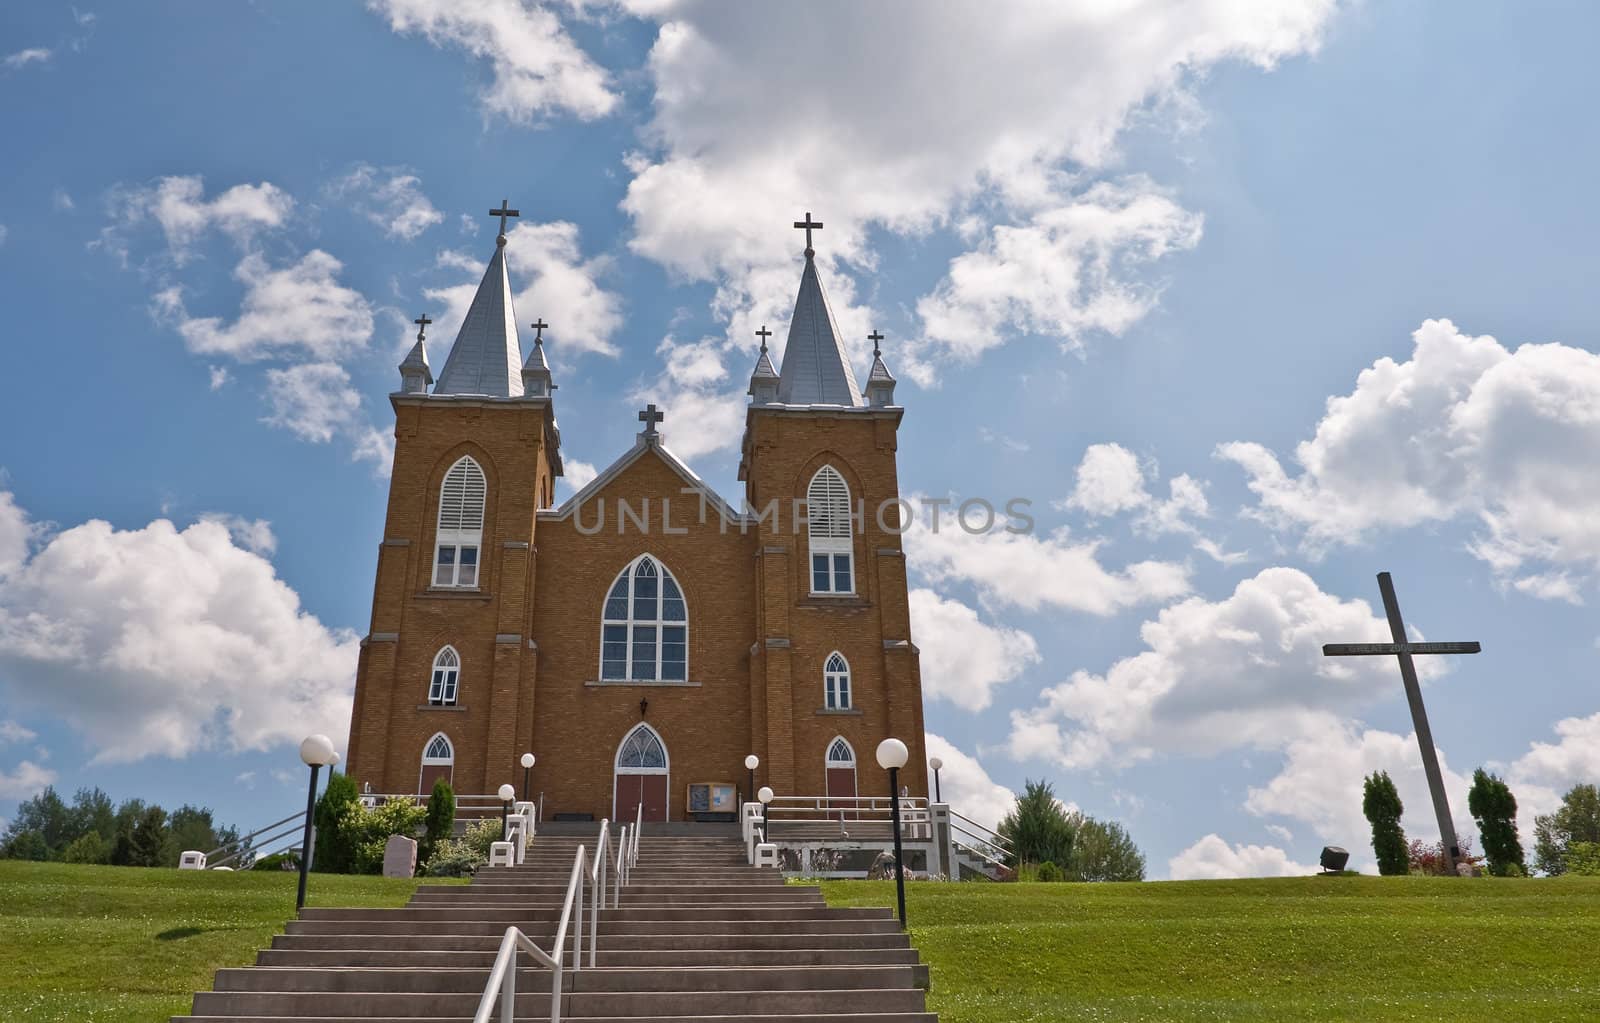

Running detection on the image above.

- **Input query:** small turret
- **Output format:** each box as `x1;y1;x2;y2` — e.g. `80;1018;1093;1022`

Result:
398;313;434;394
522;318;554;398
747;325;780;405
864;329;896;407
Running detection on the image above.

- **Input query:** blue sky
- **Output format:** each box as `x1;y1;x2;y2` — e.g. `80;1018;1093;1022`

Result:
3;1;1599;878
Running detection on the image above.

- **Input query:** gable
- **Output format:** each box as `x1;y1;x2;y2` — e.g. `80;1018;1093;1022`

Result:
543;437;746;526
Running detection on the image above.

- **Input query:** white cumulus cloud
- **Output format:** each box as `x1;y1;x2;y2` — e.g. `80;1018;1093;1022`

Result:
1169;834;1316;880
327;164;444;240
0;759;56;800
925;733;1015;833
908;588;1039;712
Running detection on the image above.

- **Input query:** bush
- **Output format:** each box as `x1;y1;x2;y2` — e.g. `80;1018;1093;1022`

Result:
336;799;428;875
1069;817;1146;882
1036;860;1064;882
1468;769;1526;877
422;779;455;864
251;850;300;871
314;773;360;873
423;838;482;877
1363;771;1408;876
1408;835;1483;876
1567;842;1600;876
462;818;504;861
60;831;109;865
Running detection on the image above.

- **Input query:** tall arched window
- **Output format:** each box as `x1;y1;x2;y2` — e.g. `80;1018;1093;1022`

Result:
600;555;688;682
434;456;486;588
428;646;460;706
807;465;854;594
824;652;851;709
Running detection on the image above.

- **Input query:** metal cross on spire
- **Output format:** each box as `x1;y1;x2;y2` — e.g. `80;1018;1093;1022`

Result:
1323;571;1482;874
638;403;664;437
530;318;548;344
867;329;884;357
489;199;520;242
413;313;432;342
793;212;823;257
756;325;772;352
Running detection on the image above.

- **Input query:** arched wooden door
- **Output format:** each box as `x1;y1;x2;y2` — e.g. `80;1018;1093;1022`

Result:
614;724;669;822
419;733;454;795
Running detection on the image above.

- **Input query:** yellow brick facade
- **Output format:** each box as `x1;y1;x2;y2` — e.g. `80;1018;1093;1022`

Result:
344;391;928;819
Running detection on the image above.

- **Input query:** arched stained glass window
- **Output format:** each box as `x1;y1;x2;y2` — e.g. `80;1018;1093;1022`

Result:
424;733;453;762
600;555;688;681
616;724;667;770
824;652;851;709
807;465;854;594
827;737;855;766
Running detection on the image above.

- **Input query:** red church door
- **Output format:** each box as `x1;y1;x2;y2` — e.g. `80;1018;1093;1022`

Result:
825;737;857;818
615;724;670;822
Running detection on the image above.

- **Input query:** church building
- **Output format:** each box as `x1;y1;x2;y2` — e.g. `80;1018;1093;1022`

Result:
344;207;929;822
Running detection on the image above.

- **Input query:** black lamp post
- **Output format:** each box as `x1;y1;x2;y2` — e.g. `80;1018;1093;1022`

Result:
876;738;910;929
498;783;516;842
929;756;943;803
758;786;774;843
744;754;759;806
520;752;535;802
296;734;337;912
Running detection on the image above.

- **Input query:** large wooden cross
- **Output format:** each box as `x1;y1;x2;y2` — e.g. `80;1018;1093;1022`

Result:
1323;572;1481;873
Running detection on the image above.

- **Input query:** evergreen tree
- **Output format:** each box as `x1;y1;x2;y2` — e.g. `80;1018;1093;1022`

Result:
1363;770;1408;875
422;778;456;864
127;805;169;867
1068;816;1146;881
996;780;1076;868
314;772;360;873
1467;769;1525;876
1533;783;1600;876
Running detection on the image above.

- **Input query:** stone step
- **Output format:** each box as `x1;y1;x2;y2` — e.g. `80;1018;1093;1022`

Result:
415;885;816;900
284;917;902;937
213;964;927;994
183;1015;934;1023
304;906;888;923
258;948;922;969
271;931;912;953
192;987;925;1017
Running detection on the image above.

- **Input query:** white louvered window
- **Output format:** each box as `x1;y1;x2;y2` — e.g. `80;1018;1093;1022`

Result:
600;555;688;682
434;457;486;588
807;465;854;594
428;646;460;706
824;652;851;709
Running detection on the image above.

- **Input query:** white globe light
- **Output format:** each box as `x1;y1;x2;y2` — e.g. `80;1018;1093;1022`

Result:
876;737;909;771
744;754;759;770
498;783;516;802
299;734;336;767
757;786;774;804
330;752;341;766
521;753;536;769
929;756;943;771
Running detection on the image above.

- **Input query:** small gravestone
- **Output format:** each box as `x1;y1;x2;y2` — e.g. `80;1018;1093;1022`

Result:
382;834;417;878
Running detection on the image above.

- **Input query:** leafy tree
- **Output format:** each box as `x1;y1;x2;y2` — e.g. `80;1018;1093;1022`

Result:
1069;817;1146;882
422;779;455;864
3;830;49;861
167;805;224;867
1467;769;1525;876
314;772;360;873
1533;783;1600;876
1363;771;1408;876
1;786;73;857
68;788;116;848
61;831;110;865
1567;842;1600;876
996;780;1076;868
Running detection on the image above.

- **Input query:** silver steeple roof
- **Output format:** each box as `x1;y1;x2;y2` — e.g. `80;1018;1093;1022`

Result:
434;240;524;398
776;254;864;408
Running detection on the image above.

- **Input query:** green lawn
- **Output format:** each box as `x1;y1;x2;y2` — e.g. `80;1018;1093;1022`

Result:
821;874;1600;1022
0;860;461;1023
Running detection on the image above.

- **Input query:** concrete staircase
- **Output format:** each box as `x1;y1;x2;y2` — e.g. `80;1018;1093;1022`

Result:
178;827;935;1021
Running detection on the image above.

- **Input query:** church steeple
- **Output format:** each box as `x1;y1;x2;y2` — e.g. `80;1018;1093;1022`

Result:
864;329;897;407
776;213;864;408
434;201;524;398
747;325;779;404
398;313;434;394
522;318;554;397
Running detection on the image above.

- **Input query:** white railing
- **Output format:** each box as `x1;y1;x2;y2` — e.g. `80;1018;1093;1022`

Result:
586;819;612;966
203;810;308;869
949;807;1012;871
474;843;587;1023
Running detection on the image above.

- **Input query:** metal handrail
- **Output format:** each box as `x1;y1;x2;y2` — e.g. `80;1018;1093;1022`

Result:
586;820;611;967
473;844;586;1023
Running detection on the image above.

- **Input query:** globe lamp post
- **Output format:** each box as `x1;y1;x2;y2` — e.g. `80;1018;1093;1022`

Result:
296;734;337;912
498;783;516;842
757;786;774;843
929;756;943;803
744;754;759;805
876;738;910;928
520;753;535;802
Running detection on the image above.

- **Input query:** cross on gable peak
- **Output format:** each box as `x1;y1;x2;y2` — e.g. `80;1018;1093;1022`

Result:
638;403;665;437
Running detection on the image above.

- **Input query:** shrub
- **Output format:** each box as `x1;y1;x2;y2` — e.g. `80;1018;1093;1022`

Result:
60;831;109;865
336;799;428;875
313;773;360;873
424;838;483;877
421;779;455;864
1567;842;1600;876
462;818;504;861
1363;771;1408;876
251;850;299;871
1408;835;1483;876
1036;860;1064;882
1069;817;1146;882
1467;769;1526;877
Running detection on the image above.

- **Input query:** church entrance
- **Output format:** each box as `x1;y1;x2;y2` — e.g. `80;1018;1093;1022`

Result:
825;737;857;816
419;733;454;795
614;723;669;822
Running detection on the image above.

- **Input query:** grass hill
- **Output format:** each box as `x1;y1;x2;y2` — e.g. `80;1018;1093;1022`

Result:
3;861;1599;1021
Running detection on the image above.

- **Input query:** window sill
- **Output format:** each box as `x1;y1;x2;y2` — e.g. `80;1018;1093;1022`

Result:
417;588;492;600
417;703;468;712
799;595;870;609
585;679;701;688
816;707;863;716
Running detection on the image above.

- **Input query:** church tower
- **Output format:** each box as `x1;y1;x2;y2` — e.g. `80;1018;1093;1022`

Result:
739;214;928;801
345;202;562;795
